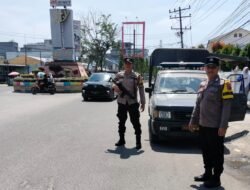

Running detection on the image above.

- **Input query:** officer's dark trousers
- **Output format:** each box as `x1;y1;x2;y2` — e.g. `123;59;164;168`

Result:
200;126;225;177
117;103;142;136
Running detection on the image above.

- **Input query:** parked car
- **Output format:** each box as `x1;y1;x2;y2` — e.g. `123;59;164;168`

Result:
146;70;207;142
82;72;116;101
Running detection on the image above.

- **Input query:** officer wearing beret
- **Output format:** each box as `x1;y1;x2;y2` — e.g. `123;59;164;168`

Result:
113;58;146;150
189;56;233;188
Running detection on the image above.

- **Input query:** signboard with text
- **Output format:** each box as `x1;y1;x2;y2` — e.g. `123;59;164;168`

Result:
50;0;71;7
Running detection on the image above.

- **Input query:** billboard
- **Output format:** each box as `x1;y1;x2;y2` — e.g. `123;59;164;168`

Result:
73;20;81;59
50;9;75;61
50;0;71;7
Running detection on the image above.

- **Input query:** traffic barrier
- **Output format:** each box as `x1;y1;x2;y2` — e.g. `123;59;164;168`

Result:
13;78;85;93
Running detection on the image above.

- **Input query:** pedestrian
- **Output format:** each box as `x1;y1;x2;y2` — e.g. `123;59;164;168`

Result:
113;58;146;150
189;56;233;188
242;66;250;96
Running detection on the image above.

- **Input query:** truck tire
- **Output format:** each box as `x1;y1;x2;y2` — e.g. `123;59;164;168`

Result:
148;119;159;144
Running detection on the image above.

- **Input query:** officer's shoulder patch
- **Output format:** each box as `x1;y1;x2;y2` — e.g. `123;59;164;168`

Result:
130;72;139;79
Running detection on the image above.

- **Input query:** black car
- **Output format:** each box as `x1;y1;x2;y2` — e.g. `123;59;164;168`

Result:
82;72;116;101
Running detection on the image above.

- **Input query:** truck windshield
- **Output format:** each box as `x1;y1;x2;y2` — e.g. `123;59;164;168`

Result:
154;74;206;94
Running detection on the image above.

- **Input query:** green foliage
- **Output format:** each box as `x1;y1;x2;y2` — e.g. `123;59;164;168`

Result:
231;45;241;56
210;43;250;71
240;44;250;58
14;77;36;82
133;58;149;75
81;12;117;71
219;44;234;55
20;74;35;78
14;77;88;82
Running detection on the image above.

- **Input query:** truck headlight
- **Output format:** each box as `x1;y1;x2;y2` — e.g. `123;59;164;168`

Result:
159;111;171;119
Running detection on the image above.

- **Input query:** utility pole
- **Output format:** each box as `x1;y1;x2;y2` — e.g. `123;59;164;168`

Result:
24;46;29;73
159;40;163;48
169;6;191;48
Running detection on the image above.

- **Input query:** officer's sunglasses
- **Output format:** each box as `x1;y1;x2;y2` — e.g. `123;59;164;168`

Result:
206;65;217;69
125;61;132;65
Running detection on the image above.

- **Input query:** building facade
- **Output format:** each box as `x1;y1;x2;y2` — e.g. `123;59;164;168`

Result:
207;28;250;52
20;40;53;52
0;42;18;58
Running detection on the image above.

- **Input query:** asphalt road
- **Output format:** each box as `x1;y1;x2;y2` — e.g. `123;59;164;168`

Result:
0;85;249;190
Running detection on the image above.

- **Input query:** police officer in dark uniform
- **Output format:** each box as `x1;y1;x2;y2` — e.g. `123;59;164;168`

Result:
189;57;233;188
113;58;146;150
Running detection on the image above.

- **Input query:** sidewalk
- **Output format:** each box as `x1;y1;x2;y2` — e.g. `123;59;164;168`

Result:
224;111;250;184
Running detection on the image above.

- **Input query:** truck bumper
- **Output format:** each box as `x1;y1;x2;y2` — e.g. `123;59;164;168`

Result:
151;119;199;139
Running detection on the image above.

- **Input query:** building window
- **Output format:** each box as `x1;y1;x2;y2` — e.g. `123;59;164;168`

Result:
234;33;237;38
239;33;242;37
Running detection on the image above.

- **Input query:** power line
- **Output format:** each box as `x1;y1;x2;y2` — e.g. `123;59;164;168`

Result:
192;0;227;25
203;0;249;42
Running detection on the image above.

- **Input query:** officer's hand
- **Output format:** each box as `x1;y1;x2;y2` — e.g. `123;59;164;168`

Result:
188;124;195;132
113;85;121;94
218;128;227;137
140;104;145;112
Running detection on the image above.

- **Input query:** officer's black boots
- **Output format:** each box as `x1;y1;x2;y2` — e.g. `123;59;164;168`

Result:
204;176;221;188
194;170;212;182
136;135;142;150
115;134;126;146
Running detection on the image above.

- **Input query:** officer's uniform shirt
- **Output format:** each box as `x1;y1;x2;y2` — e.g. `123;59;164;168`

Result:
190;75;233;129
114;71;146;105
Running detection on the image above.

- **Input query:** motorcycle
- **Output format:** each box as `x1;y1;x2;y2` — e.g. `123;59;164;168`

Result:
31;78;56;95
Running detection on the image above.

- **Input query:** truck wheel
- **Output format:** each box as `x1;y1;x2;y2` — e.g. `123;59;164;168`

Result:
148;119;159;144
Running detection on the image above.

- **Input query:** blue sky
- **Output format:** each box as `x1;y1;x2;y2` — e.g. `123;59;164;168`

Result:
0;0;246;51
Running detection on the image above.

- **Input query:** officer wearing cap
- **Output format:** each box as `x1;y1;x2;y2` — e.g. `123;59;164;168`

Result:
189;56;233;188
113;58;146;150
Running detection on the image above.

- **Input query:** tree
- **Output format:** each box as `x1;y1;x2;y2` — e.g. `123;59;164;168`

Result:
211;41;224;53
133;58;149;76
240;44;250;58
220;44;234;55
231;45;241;56
197;44;205;49
81;12;117;71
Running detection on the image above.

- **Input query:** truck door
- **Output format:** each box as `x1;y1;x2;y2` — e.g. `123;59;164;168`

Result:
227;74;248;122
